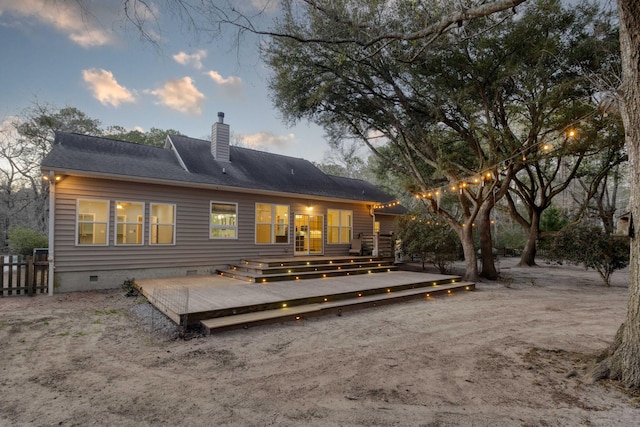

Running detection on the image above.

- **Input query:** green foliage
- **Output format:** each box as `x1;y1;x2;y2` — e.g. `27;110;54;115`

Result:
7;227;48;256
396;212;461;273
264;0;619;278
544;223;629;286
540;205;569;232
122;278;139;297
105;126;183;147
495;222;527;251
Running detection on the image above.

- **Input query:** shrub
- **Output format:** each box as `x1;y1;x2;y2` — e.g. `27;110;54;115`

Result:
7;227;48;257
396;213;461;273
544;223;629;287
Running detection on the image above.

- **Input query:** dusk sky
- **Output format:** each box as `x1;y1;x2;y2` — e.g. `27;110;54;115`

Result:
0;0;329;162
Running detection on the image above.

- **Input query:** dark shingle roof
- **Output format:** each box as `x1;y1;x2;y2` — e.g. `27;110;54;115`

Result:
42;132;397;204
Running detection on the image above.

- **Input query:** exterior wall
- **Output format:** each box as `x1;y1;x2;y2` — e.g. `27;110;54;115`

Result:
52;176;375;291
376;213;399;235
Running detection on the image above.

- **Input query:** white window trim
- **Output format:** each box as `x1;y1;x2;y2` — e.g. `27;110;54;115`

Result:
328;208;353;244
114;201;145;246
255;203;290;245
149;203;177;245
76;199;110;246
210;201;238;240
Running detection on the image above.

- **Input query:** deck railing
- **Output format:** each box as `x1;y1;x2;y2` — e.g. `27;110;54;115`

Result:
1;255;49;297
360;233;396;258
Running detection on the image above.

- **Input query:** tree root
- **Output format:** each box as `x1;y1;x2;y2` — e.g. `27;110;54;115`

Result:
589;323;625;383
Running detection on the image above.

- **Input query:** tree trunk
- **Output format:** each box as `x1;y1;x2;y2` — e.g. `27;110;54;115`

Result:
592;0;640;388
478;203;498;280
518;209;540;267
459;225;479;282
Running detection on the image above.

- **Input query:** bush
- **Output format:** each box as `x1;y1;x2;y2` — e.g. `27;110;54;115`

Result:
396;213;461;273
7;227;48;257
543;223;629;287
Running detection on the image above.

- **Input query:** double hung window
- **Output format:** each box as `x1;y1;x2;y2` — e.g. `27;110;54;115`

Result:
150;203;176;245
115;201;144;245
211;202;238;239
77;199;109;245
327;209;353;244
255;203;289;244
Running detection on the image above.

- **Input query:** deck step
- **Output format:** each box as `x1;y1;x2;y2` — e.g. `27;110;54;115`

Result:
239;256;382;268
218;265;399;283
228;259;394;275
220;256;398;283
200;282;475;334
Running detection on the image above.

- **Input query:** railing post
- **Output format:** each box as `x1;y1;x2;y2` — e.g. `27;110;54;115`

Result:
373;232;379;257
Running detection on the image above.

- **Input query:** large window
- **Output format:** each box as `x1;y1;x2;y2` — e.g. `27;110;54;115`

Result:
328;209;353;244
150;203;176;245
77;199;109;245
255;203;289;244
115;201;144;245
211;202;237;239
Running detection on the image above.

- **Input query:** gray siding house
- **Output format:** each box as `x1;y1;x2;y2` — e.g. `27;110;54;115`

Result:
41;114;401;292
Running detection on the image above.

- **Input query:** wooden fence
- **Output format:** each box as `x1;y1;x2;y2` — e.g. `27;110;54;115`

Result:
1;255;49;297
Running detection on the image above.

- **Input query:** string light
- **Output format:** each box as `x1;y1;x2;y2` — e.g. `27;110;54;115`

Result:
374;126;582;209
373;200;402;209
410;126;582;199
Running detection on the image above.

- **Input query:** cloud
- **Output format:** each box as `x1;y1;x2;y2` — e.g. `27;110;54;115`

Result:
206;70;243;96
0;0;116;47
173;50;207;69
237;132;296;151
149;77;204;115
248;0;280;13
82;68;136;107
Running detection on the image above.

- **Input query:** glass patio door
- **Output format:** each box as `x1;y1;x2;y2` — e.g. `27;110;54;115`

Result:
294;214;324;255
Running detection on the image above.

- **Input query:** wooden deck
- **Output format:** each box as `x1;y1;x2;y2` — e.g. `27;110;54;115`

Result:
136;268;475;332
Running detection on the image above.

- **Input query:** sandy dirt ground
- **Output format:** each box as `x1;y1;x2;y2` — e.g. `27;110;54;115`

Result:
1;257;639;426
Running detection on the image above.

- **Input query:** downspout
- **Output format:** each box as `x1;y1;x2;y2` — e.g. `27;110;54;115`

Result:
369;205;379;257
48;171;55;296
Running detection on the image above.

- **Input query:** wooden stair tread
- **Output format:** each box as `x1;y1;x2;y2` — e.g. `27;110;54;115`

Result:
220;265;397;278
201;282;475;332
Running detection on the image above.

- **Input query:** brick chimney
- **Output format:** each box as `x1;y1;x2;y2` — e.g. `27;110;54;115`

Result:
211;112;230;162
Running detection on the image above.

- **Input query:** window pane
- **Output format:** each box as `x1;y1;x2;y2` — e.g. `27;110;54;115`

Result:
328;227;339;244
256;203;272;223
152;225;174;244
118;202;143;219
341;228;352;244
341;211;352;227
211;203;236;225
78;200;109;221
116;223;143;244
327;210;338;227
256;224;271;243
93;224;108;244
274;205;288;242
152;204;175;223
211;228;236;239
274;205;289;224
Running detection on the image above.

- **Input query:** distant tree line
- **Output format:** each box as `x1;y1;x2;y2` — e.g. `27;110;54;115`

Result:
0;103;182;251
